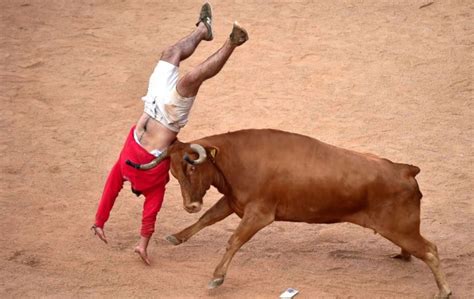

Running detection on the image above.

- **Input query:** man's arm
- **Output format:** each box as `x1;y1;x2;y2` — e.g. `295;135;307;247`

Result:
140;185;166;238
132;186;166;265
93;161;124;243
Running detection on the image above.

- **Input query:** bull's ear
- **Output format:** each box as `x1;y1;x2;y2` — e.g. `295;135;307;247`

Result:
167;140;183;154
208;146;218;159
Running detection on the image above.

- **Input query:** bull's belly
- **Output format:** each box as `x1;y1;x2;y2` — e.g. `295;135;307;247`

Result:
274;210;343;224
274;195;366;224
274;212;343;224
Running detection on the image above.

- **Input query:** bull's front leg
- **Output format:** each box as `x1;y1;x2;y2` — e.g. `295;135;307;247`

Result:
208;202;275;289
166;196;234;245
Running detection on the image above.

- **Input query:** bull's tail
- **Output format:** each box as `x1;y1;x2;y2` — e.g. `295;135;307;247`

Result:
398;163;421;178
397;163;423;201
407;164;421;177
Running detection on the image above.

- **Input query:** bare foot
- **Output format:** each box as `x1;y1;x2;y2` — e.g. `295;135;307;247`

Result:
134;246;151;266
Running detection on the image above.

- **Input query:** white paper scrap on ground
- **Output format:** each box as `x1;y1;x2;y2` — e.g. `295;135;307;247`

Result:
280;288;299;299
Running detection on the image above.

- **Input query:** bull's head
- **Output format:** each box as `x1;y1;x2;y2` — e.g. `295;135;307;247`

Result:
127;142;218;214
169;142;218;214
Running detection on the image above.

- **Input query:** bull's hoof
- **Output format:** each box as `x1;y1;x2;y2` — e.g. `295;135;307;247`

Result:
391;253;411;261
435;289;452;299
165;235;182;245
207;277;225;289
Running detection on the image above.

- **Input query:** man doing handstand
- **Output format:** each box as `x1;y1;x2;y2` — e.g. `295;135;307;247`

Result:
92;2;248;265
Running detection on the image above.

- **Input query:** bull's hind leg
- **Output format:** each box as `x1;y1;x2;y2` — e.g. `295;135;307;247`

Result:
377;227;452;298
166;196;233;245
208;202;275;289
394;233;450;298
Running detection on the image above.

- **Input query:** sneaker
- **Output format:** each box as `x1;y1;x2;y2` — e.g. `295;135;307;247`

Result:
229;21;248;46
196;2;213;41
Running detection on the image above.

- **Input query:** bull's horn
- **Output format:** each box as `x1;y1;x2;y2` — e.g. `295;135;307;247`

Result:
125;149;168;170
184;144;207;165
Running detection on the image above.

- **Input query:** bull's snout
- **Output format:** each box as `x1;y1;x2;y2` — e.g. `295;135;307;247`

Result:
184;202;202;213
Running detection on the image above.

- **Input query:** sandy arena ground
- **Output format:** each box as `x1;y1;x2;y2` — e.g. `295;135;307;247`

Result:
1;0;473;298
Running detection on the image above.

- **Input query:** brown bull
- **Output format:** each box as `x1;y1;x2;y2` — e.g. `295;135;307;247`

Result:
133;129;451;298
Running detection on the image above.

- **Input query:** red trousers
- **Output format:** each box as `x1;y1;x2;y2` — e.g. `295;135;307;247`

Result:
95;126;170;237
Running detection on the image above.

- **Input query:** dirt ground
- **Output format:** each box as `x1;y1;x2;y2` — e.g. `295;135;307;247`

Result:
1;0;473;298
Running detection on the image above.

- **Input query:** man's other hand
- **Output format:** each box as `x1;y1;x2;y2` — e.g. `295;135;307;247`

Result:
91;225;108;244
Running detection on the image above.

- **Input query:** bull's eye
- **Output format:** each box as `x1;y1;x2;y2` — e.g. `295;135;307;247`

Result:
186;165;196;176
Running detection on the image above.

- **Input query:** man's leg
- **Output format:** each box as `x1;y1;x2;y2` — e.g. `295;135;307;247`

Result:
160;3;213;66
177;22;248;98
160;23;208;67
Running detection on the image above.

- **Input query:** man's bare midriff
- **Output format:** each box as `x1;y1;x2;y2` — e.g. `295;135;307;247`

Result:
135;112;178;153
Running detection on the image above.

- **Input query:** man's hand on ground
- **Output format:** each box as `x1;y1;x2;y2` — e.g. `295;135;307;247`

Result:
134;246;151;265
91;225;108;244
